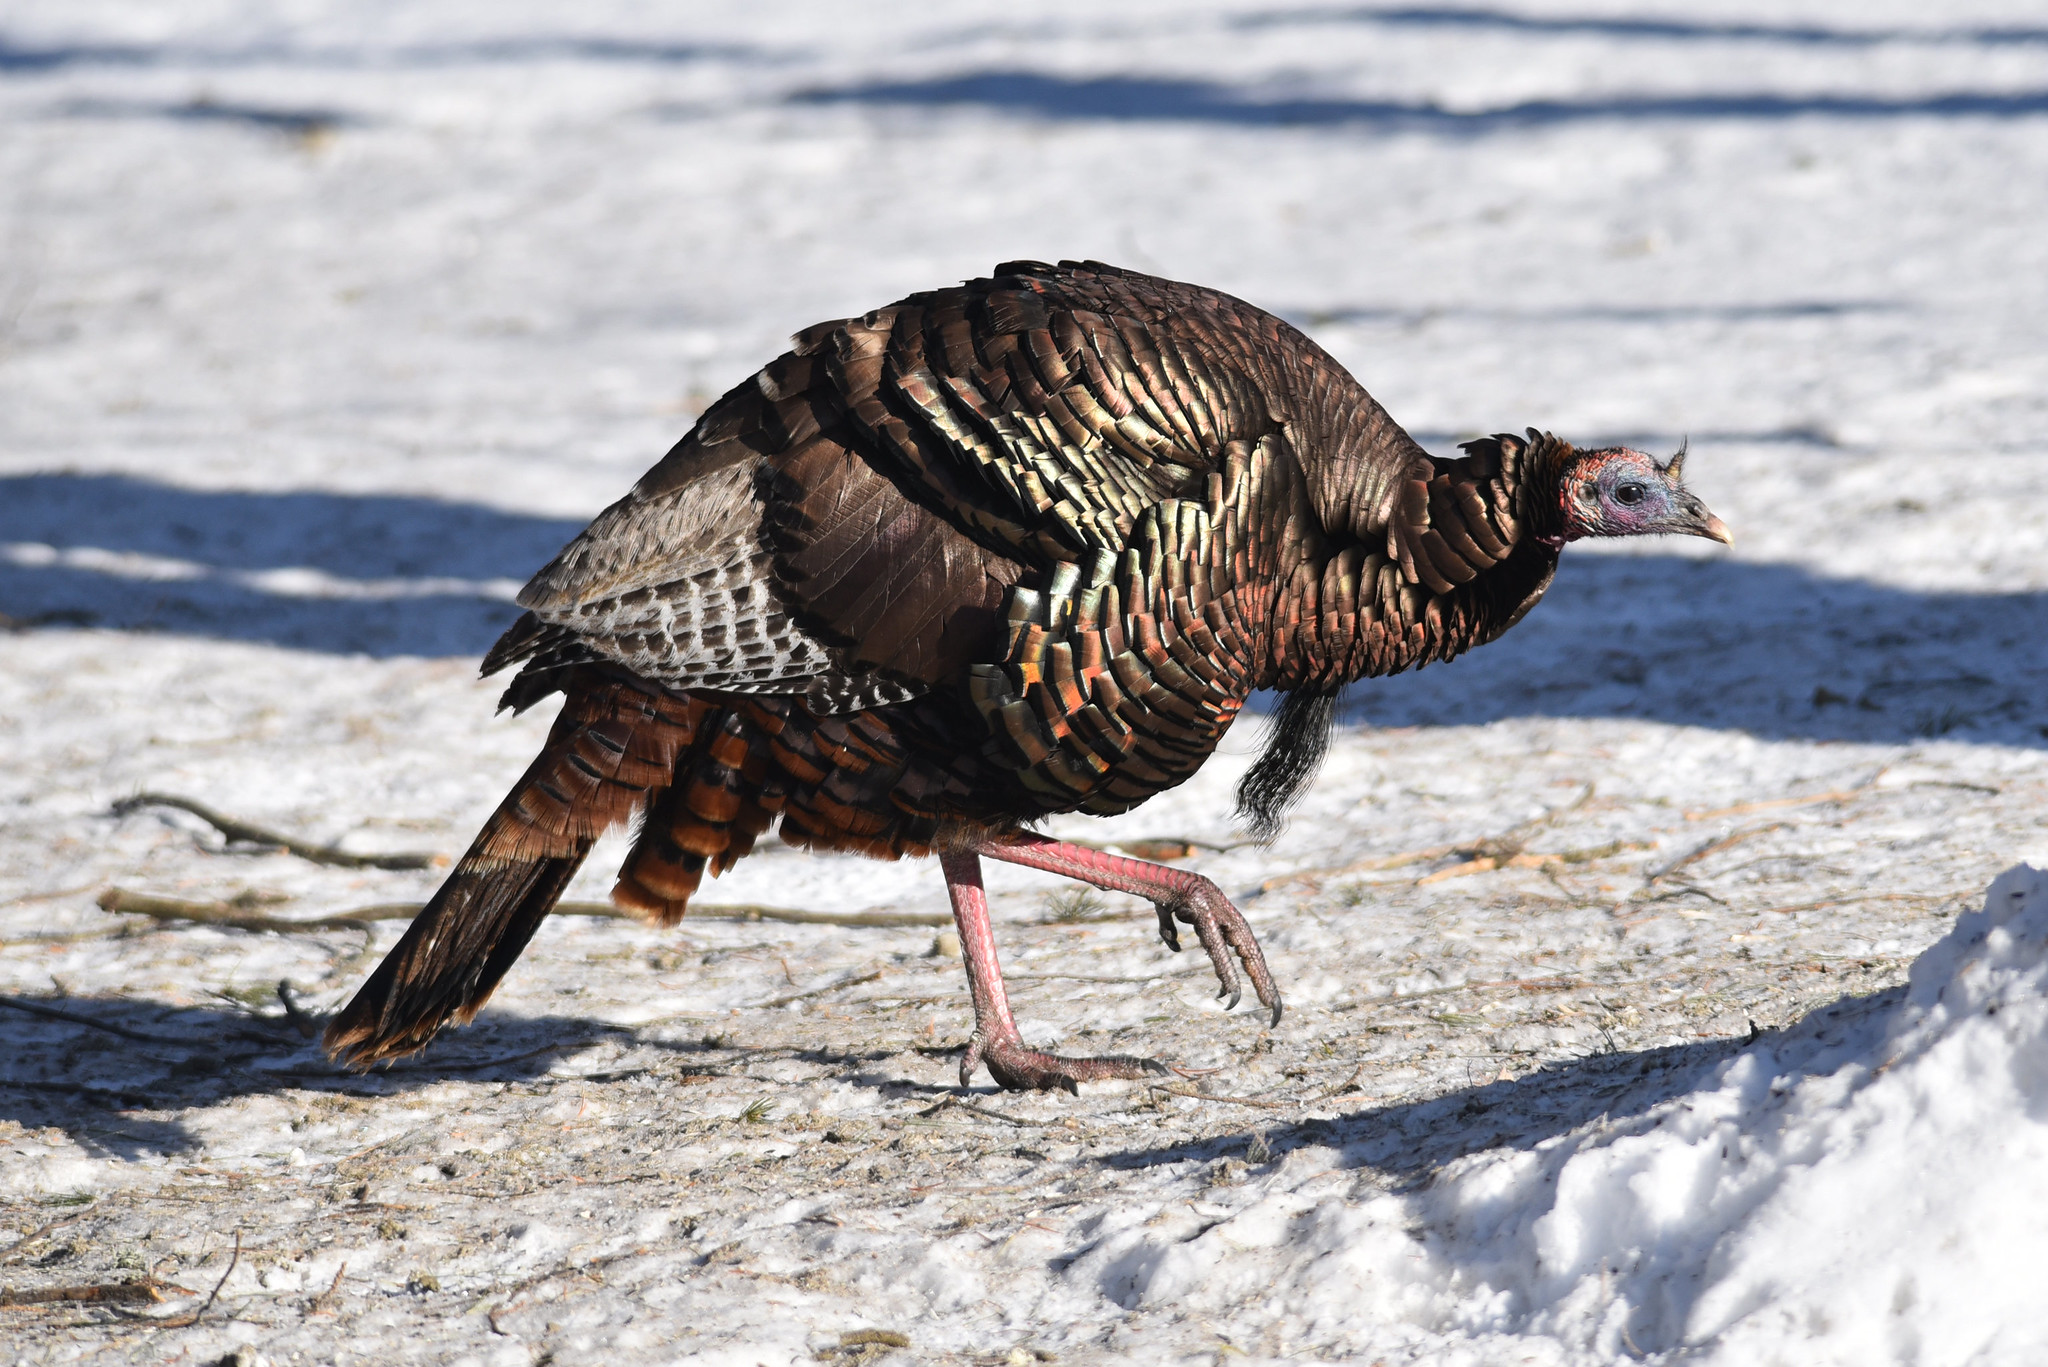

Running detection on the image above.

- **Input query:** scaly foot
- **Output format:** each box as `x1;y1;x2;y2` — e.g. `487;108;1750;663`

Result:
964;1032;1169;1094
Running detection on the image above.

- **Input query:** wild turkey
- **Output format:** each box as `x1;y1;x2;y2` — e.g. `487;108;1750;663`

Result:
325;260;1730;1091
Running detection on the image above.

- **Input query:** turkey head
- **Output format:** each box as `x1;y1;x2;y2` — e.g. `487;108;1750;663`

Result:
1554;442;1733;547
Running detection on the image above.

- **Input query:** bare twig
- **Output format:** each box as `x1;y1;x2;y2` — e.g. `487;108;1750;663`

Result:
1310;1064;1368;1101
1148;1083;1287;1111
484;1246;653;1331
1683;768;1888;822
1683;788;1864;823
1262;841;1462;889
0;1209;96;1266
1758;891;1968;916
1;882;101;909
836;992;957;1007
1262;785;1597;892
1634;824;1789;896
918;1095;1036;1126
0;993;162;1044
151;1231;240;1328
670;904;949;929
276;981;319;1038
752;970;886;1010
1330;971;1618;1011
1020;906;1152;925
1006;967;1205;985
1413;838;1654;886
307;1261;347;1316
113;793;441;870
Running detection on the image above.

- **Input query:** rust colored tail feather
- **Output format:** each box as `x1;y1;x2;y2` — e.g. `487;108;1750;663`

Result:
611;706;790;923
324;672;704;1067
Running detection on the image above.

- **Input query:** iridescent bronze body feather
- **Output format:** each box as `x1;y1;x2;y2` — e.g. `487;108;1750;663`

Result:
328;261;1729;1088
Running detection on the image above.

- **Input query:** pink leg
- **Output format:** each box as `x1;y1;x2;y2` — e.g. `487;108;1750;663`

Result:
980;834;1283;1024
941;848;1165;1092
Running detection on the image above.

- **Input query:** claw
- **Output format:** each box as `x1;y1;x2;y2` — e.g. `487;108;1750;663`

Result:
973;1036;1166;1092
1154;879;1282;1026
1155;904;1181;952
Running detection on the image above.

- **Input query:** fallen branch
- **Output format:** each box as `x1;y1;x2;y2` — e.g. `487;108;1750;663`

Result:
97;888;384;937
1021;908;1146;925
96;888;948;936
0;1280;167;1308
110;796;947;925
837;992;957;1008
113;793;442;871
1682;788;1864;823
1;882;102;909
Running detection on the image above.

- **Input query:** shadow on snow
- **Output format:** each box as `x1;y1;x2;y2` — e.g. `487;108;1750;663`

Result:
1235;7;2048;48
7;9;2046;77
793;70;2048;129
0;995;694;1161
0;472;583;658
4;472;2043;748
0;982;1868;1176
1097;1016;1807;1185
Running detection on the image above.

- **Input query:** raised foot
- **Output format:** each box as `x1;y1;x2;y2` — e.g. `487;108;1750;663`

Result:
1155;877;1285;1026
964;1033;1170;1094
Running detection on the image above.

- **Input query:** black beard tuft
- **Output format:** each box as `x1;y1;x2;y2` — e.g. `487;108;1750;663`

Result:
1235;688;1339;843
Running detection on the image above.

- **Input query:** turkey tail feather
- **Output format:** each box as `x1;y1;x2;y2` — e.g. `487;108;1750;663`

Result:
324;671;705;1067
322;851;586;1066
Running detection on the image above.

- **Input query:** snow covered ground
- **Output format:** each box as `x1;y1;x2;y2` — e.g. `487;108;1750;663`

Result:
4;1;2048;1362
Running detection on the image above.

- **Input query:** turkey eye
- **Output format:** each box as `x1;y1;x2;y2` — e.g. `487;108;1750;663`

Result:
1613;482;1646;507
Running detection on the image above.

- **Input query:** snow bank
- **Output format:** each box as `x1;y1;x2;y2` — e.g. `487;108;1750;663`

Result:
1091;866;2048;1364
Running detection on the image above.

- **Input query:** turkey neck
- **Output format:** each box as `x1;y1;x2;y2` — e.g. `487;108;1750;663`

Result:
1260;417;1565;696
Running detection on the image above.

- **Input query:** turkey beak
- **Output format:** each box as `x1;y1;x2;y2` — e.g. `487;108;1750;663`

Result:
1672;491;1734;545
